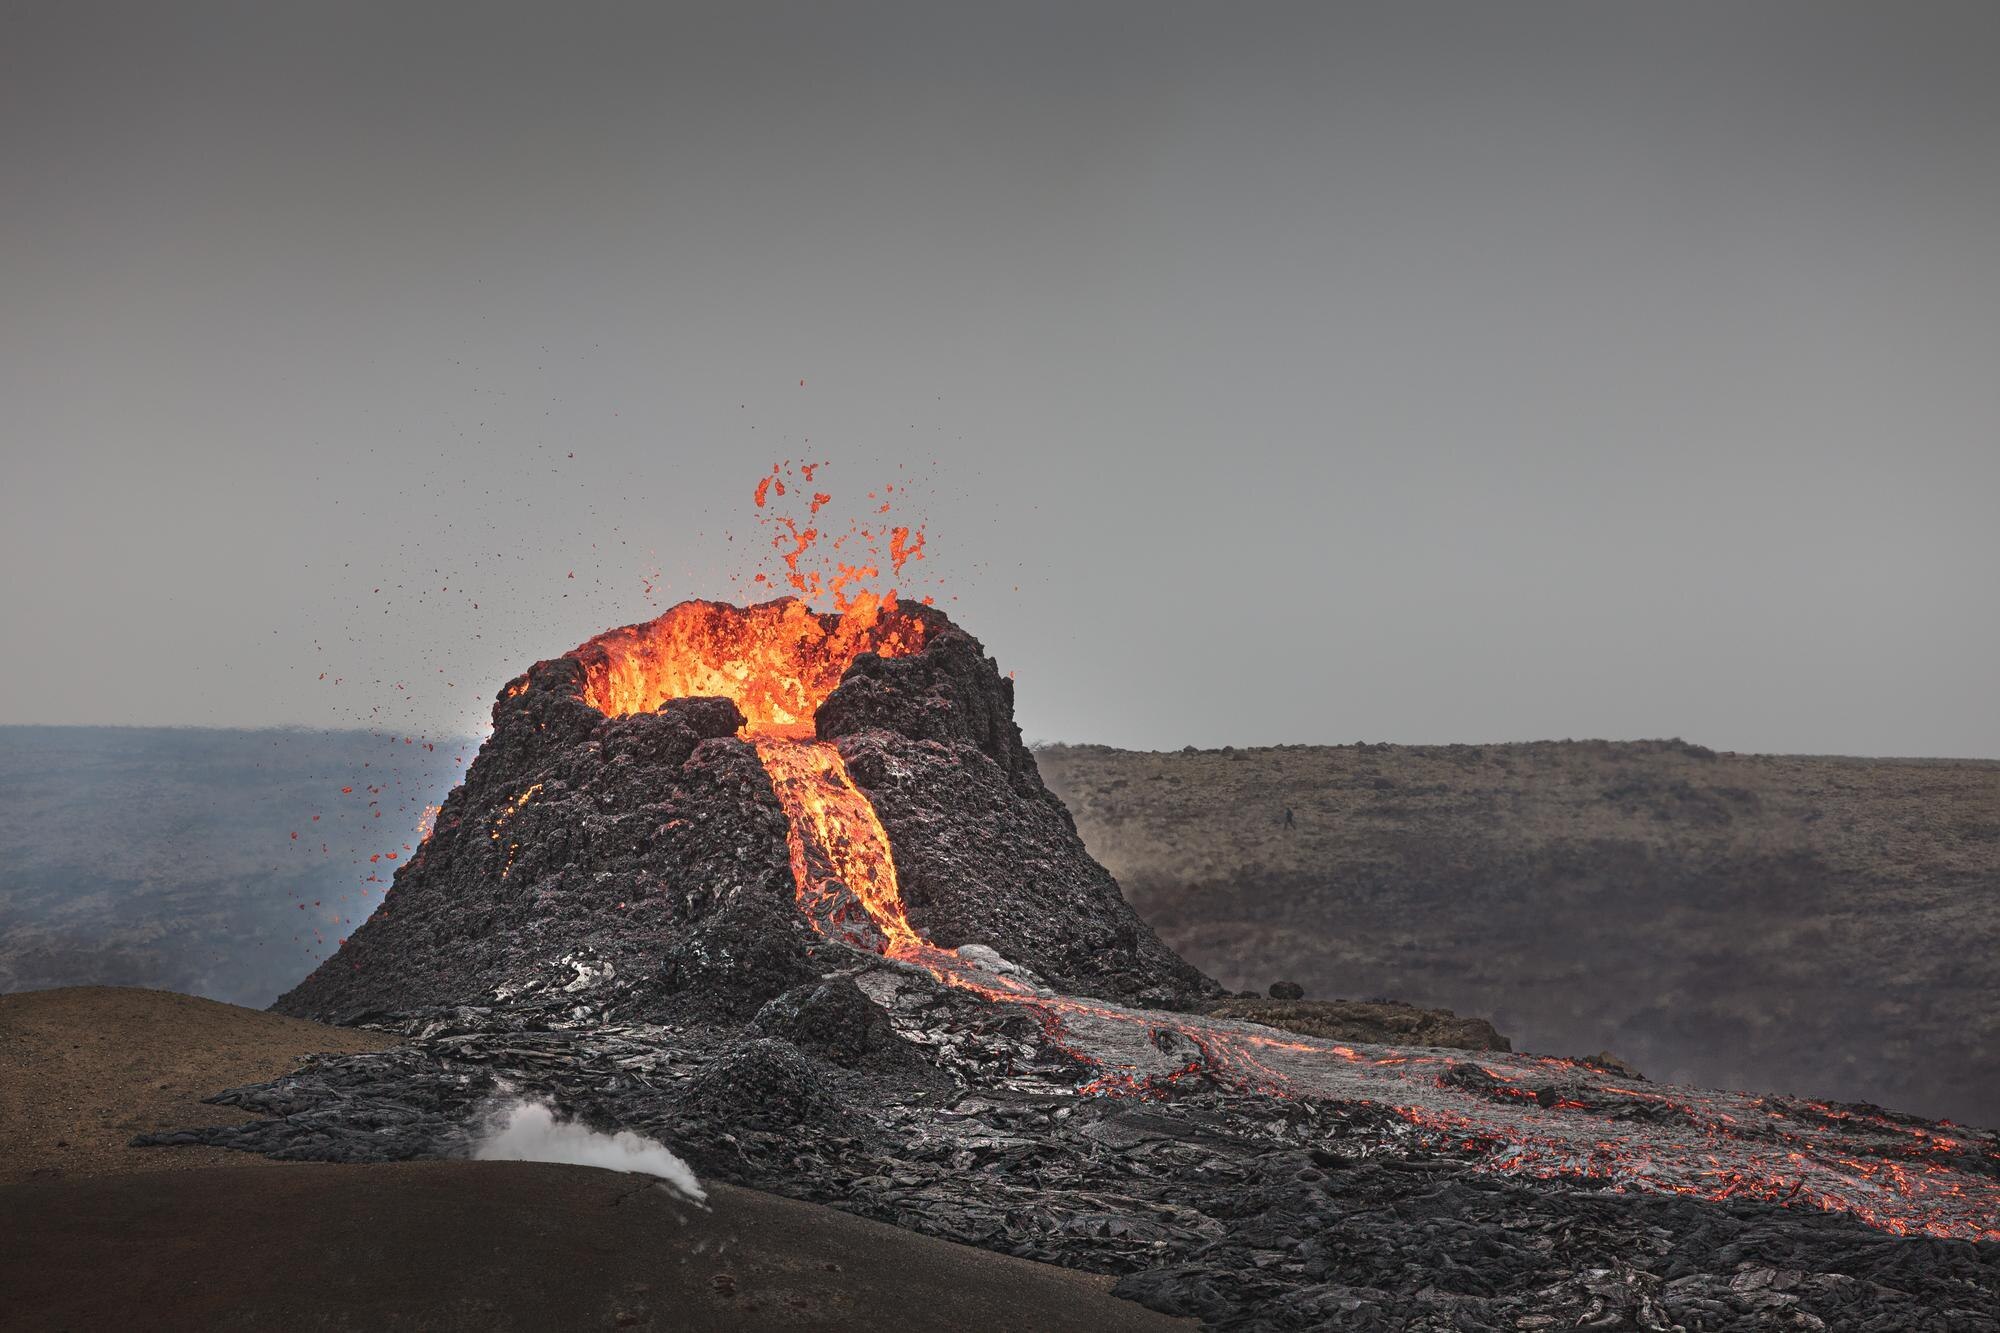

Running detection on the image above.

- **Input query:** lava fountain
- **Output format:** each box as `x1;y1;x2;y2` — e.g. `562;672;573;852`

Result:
570;593;927;732
568;592;930;957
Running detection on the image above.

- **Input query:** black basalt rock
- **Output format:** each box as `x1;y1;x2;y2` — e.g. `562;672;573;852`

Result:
679;1037;837;1131
660;891;821;1017
660;694;749;739
272;690;800;1022
752;977;899;1066
817;627;1038;789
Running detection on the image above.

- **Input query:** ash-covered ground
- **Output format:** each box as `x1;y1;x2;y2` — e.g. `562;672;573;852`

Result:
142;600;1999;1331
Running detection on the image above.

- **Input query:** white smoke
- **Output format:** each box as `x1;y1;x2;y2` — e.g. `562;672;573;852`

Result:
472;1097;706;1203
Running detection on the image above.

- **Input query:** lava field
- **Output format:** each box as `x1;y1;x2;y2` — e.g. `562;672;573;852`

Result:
146;596;1999;1330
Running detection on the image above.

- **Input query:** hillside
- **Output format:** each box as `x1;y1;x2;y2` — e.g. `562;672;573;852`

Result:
1037;739;2000;1126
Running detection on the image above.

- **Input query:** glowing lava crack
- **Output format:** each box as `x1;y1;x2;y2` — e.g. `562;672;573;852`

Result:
753;737;922;956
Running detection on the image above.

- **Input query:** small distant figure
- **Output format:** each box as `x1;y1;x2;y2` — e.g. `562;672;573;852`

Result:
1281;806;1295;830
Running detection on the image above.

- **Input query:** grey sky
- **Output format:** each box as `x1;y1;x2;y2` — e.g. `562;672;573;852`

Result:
4;2;1996;756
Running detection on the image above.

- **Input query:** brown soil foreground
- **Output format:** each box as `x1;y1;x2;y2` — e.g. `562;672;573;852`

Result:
0;987;1185;1332
0;986;392;1183
0;1162;1185;1332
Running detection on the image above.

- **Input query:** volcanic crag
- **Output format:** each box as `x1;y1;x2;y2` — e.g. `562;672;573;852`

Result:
156;596;1999;1331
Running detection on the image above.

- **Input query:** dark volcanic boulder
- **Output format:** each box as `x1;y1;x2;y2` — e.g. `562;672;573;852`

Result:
752;977;900;1066
661;891;821;1017
274;599;1214;1022
679;1037;837;1131
817;627;1038;788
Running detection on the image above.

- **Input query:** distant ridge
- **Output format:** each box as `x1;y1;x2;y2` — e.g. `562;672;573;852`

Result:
1039;738;2000;1126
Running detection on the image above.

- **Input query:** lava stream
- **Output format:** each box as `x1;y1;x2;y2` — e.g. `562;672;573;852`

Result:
879;952;2000;1245
755;737;921;957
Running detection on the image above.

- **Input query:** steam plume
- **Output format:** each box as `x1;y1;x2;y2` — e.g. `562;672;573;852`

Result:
472;1097;706;1202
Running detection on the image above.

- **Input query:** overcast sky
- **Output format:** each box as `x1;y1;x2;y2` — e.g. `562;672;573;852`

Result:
5;2;1996;755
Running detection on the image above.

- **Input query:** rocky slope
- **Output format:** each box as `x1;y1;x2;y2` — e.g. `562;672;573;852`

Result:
273;601;1210;1021
1205;996;1509;1052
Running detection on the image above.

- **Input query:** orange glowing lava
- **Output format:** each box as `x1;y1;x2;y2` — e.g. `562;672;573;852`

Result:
571;593;927;735
745;461;935;611
756;737;920;956
570;593;930;957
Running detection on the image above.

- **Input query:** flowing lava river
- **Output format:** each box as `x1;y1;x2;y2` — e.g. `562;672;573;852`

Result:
572;596;2000;1247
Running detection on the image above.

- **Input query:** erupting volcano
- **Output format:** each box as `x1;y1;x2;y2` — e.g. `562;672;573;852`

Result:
245;473;1999;1328
567;592;932;955
272;588;2000;1255
275;584;1213;1026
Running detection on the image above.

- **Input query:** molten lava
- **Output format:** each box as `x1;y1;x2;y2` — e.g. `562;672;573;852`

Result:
755;738;921;957
571;593;927;735
571;593;929;958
